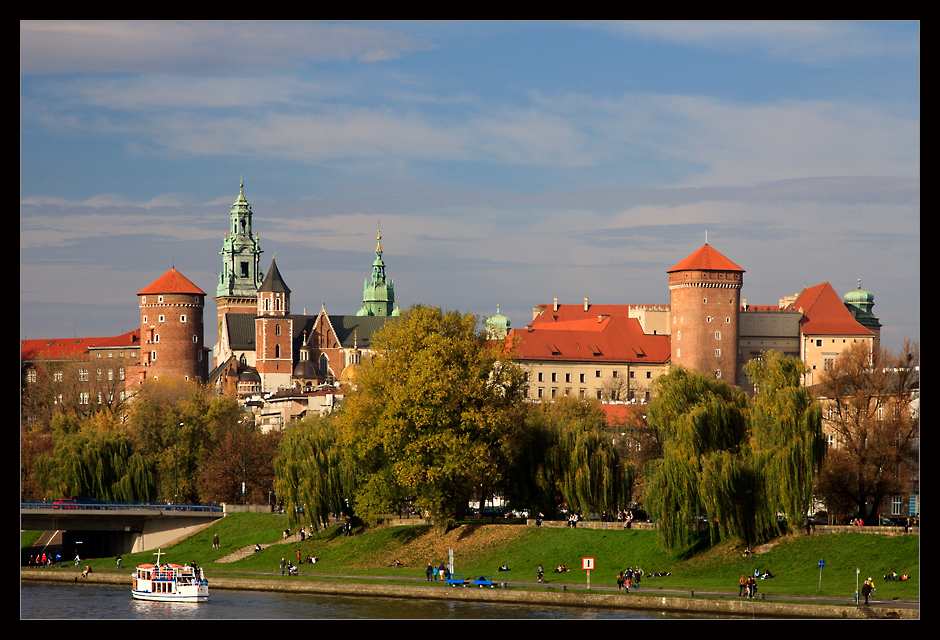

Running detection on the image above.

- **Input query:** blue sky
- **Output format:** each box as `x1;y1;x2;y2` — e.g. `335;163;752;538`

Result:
20;21;919;354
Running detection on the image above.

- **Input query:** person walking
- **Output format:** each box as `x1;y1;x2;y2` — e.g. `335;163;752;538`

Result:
280;558;286;576
426;563;434;582
537;564;544;583
739;574;747;597
862;577;874;605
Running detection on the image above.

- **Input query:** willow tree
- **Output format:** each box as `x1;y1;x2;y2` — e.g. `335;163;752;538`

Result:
340;305;526;533
34;430;157;501
507;395;627;518
645;366;752;551
745;350;825;534
273;414;355;530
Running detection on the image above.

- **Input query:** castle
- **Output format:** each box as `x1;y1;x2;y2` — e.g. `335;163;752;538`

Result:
22;182;881;422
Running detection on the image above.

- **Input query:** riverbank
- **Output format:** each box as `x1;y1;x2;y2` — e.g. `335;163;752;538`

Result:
20;568;914;619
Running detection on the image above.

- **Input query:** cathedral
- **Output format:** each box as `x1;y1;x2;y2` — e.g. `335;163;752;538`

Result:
209;182;400;398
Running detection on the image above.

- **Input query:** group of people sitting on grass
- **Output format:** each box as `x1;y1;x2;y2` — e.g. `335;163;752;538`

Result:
884;571;909;581
553;564;569;573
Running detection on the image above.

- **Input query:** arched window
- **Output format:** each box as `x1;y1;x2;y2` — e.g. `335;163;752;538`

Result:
320;354;330;379
275;344;280;358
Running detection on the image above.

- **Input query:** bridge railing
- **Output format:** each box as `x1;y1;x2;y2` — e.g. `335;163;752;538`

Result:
20;500;223;513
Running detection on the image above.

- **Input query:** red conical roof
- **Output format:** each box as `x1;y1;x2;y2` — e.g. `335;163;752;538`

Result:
138;268;206;296
668;244;745;273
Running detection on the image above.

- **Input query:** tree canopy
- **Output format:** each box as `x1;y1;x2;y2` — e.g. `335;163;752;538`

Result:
339;305;527;532
813;340;919;521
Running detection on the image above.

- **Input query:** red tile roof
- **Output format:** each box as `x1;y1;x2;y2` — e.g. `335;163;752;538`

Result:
21;329;141;362
668;244;745;274
510;313;671;364
599;403;647;427
138;268;206;296
786;282;874;337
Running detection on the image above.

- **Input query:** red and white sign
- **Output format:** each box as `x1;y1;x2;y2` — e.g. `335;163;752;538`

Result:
582;557;595;570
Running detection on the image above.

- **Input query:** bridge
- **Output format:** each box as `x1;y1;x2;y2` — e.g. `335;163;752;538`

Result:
21;501;224;559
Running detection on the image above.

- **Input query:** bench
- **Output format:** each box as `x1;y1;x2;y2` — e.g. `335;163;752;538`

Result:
445;574;467;587
473;575;494;588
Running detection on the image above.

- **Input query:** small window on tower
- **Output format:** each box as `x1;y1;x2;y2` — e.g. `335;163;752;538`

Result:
241;261;249;278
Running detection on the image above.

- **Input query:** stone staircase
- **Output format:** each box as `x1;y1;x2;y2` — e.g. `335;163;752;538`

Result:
216;531;305;564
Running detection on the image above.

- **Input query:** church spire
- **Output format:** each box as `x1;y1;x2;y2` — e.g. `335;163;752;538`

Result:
217;179;263;298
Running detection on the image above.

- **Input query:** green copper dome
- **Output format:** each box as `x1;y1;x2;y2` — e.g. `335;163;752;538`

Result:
485;305;511;339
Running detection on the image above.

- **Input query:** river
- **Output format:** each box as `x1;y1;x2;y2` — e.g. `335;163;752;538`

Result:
21;581;723;619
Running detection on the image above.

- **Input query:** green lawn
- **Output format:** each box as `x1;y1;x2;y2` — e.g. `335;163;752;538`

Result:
23;515;919;601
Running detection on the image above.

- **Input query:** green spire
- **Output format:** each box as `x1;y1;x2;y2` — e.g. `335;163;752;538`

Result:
357;226;397;317
217;179;263;298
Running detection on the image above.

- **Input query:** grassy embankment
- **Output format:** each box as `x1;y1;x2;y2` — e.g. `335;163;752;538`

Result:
23;513;918;601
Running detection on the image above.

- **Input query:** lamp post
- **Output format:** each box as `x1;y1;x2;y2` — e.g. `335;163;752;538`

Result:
240;419;246;505
176;422;182;503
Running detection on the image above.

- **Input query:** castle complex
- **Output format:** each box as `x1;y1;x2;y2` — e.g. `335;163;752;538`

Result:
22;181;881;421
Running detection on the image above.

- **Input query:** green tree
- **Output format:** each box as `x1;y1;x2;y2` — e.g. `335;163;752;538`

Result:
645;366;751;551
506;396;627;519
745;350;825;534
127;378;216;503
273;414;355;529
340;305;526;533
34;429;157;501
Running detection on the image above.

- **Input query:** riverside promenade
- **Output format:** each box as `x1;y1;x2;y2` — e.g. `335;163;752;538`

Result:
21;566;916;619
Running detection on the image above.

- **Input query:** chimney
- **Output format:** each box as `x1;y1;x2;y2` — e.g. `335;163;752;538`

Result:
584;297;589;312
553;297;558;312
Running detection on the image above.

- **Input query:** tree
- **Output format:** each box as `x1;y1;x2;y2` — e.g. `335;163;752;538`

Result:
273;414;355;529
198;405;280;505
745;350;825;534
644;366;752;550
33;429;158;501
339;305;527;533
813;340;919;522
127;378;217;502
505;395;626;519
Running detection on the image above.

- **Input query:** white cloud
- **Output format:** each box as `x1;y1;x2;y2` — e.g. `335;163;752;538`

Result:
20;21;436;75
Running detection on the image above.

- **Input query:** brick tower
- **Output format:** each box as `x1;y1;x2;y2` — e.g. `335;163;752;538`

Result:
668;244;745;386
255;258;293;392
136;267;208;385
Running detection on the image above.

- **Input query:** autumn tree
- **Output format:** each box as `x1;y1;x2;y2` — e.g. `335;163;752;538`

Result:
197;398;280;505
813;340;919;522
338;305;527;533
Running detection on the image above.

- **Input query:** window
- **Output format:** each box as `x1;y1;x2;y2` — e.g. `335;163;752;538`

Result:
27;370;37;383
108;368;113;381
891;496;902;516
707;316;713;323
158;315;165;323
193;335;198;343
565;373;571;383
715;332;721;340
595;370;601;378
646;371;652;379
154;334;159;343
79;369;89;381
630;370;635;378
538;372;543;382
816;339;823;347
596;390;602;400
677;331;681;341
612;370;619;378
240;261;249;278
703;298;707;304
80;392;89;405
119;367;125;381
551;373;557;383
158;296;164;303
275;324;281;336
180;315;187;323
579;373;585;383
275;344;281;358
151;350;157;361
715;349;721;357
538;388;544;398
726;317;731;323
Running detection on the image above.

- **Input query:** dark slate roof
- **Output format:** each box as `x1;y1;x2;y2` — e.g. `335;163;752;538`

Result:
226;314;258;351
257;259;291;293
225;313;397;355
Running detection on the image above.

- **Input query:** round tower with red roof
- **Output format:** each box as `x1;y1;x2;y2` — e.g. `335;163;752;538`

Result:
668;244;745;387
136;267;208;385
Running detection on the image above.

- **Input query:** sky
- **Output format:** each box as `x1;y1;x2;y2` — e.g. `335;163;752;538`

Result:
20;21;919;355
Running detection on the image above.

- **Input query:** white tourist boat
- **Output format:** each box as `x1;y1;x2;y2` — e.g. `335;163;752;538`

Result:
132;549;209;602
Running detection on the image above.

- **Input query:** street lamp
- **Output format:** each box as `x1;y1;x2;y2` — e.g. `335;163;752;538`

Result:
176;422;182;503
240;419;246;505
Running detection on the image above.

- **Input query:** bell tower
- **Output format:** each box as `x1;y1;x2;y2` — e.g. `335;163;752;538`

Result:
214;179;263;366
